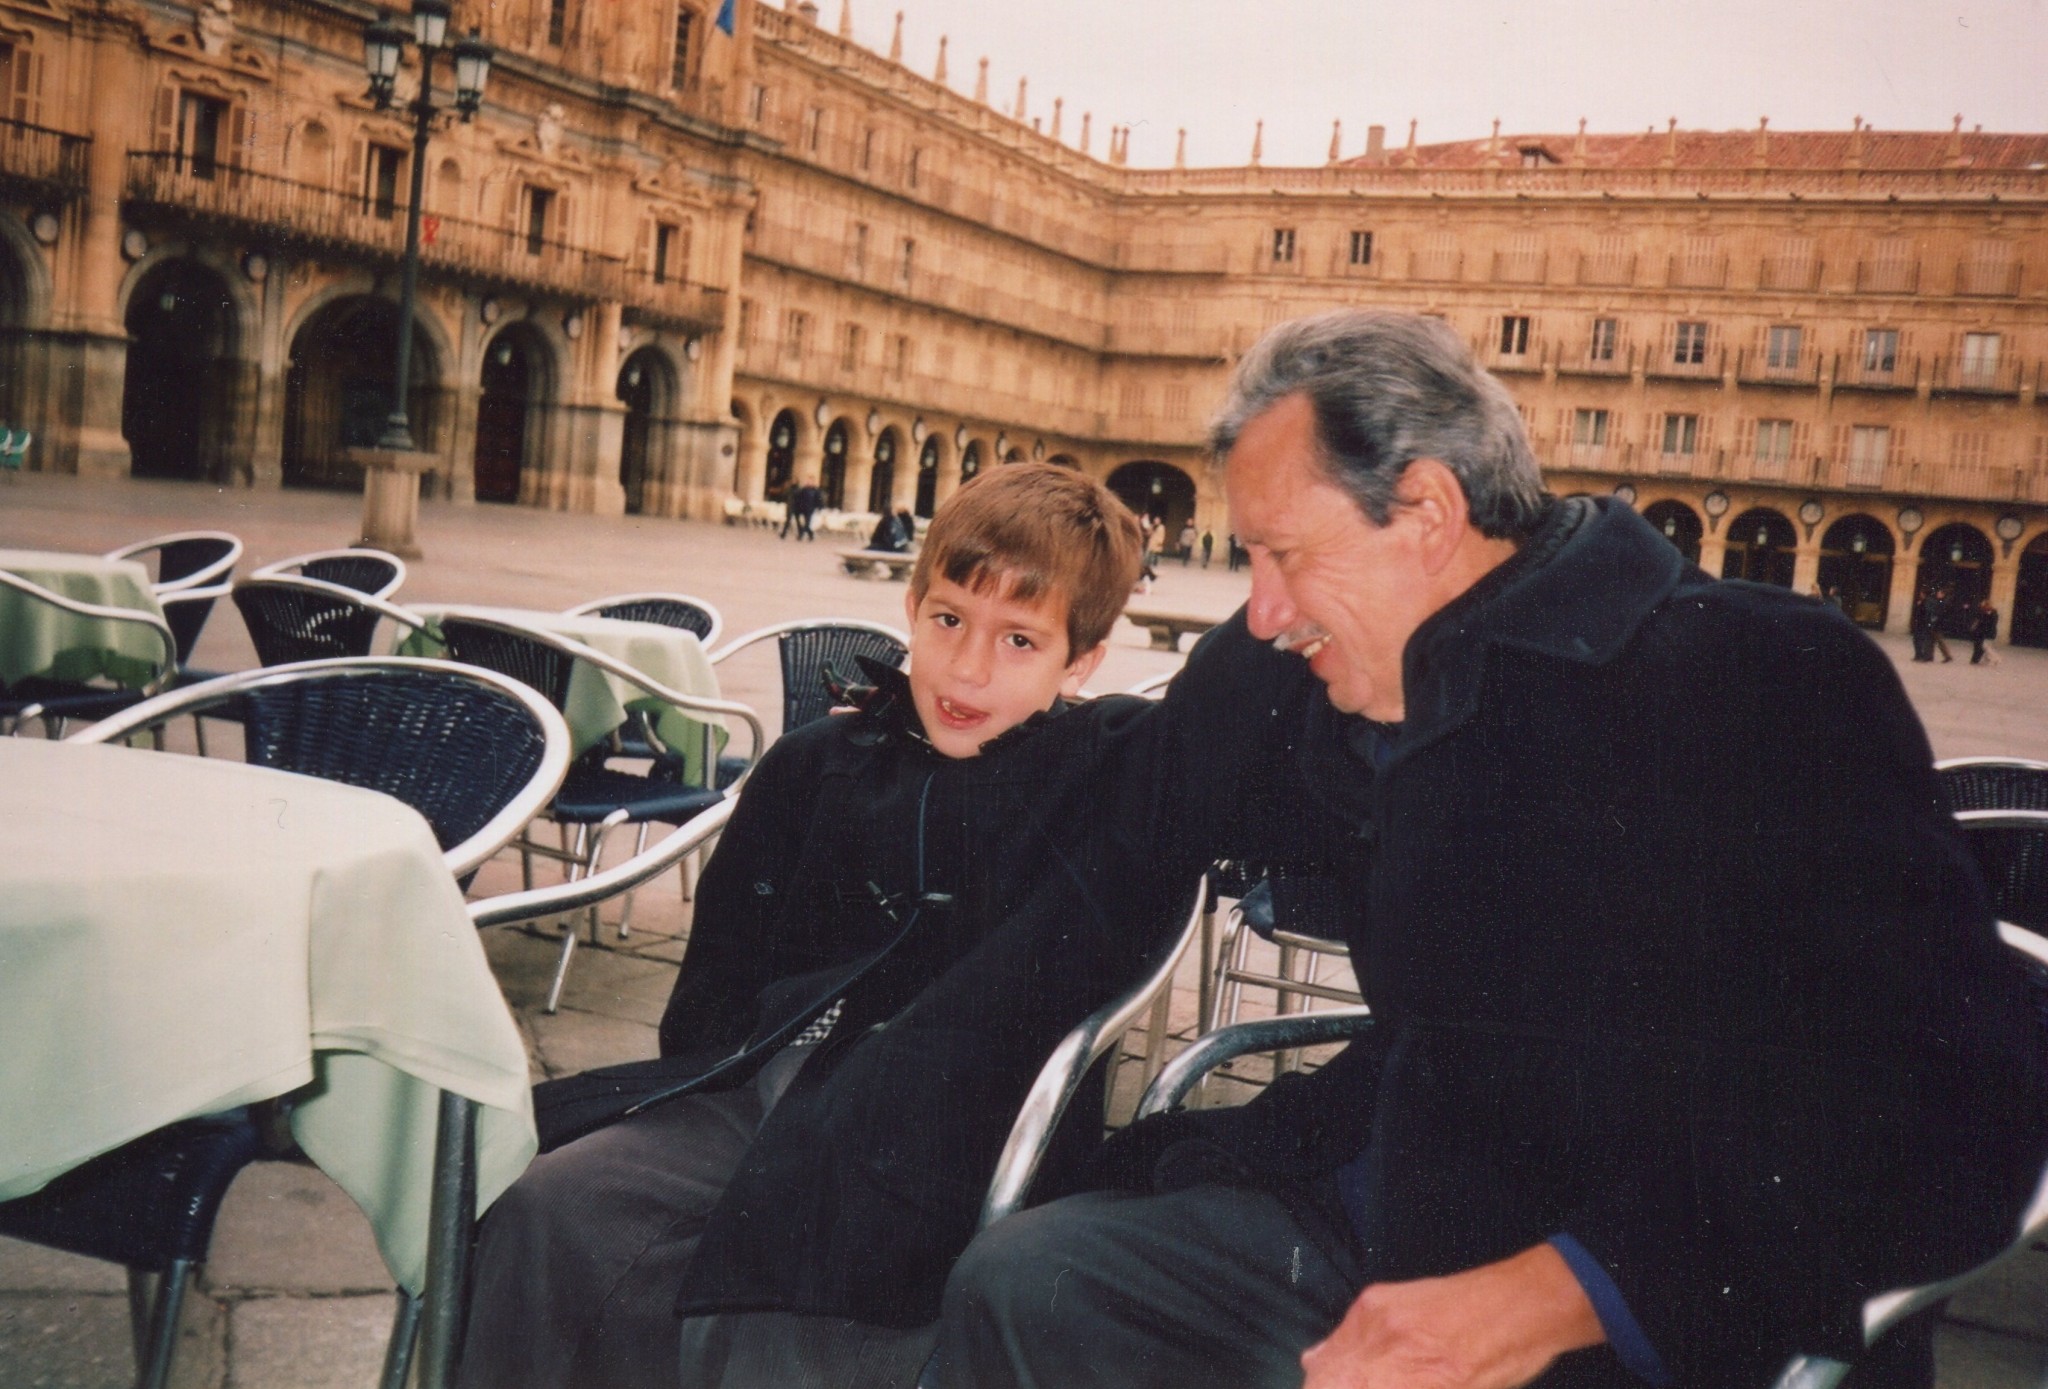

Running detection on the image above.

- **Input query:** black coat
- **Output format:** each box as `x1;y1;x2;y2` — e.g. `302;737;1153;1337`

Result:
536;664;1200;1327
1139;498;2047;1387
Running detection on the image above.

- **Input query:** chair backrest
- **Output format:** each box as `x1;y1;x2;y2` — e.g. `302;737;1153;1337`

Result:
1956;810;2048;933
254;548;407;599
71;657;571;878
1937;757;2048;813
159;583;232;665
437;616;578;712
570;592;724;649
232;576;425;667
105;531;243;592
710;619;909;737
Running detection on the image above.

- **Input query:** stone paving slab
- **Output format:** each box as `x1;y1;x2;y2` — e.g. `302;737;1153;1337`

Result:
3;472;2045;1387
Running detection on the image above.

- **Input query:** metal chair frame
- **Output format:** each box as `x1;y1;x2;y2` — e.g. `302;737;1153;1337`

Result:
1935;756;2048;813
252;547;408;599
7;659;570;1389
1;568;179;736
566;591;725;652
104;530;245;594
232;575;429;667
708;618;910;739
435;611;766;1011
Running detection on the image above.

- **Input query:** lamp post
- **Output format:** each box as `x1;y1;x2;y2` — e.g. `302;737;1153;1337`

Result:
362;0;490;452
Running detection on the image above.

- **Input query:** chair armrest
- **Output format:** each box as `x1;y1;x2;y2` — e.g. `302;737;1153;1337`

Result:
468;796;736;929
978;884;1206;1231
1133;1007;1375;1121
0;568;178;693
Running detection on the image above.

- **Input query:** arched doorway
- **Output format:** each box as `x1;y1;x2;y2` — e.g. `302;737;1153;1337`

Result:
123;259;237;480
1914;523;1993;635
616;347;672;516
1720;507;1796;588
282;295;439;490
1816;514;1894;629
819;419;848;509
1106;460;1198;541
960;441;983;485
475;323;549;504
1641;500;1702;565
764;410;798;501
868;429;899;514
2012;533;2048;649
0;235;31;437
915;436;941;517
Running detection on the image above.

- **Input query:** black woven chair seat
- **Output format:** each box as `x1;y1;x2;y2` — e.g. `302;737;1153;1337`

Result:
552;762;722;825
0;1112;262;1271
594;598;717;642
234;582;386;666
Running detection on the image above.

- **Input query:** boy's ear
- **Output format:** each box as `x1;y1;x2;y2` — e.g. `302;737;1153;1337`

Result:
903;587;919;631
1060;641;1108;698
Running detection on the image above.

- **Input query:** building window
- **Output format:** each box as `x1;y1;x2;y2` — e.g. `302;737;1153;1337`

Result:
365;144;405;220
1953;430;1991;474
177;91;227;180
1271;228;1296;264
889;333;911;378
907;147;921;188
1499;315;1531;356
783;309;809;359
548;0;568;45
900;237;916;286
525;187;554;255
1571;408;1610;448
860;129;875;172
1755;419;1794;474
1661;413;1700;454
1766;325;1802;370
840;322;863;372
652;222;679;283
736;298;754;350
1961;332;2001;386
1863;328;1900;374
748;83;768;123
669;5;693;88
849;222;868;276
1348;230;1373;266
1673;321;1708;365
802;107;824;154
1589;318;1618;362
1847;425;1890;487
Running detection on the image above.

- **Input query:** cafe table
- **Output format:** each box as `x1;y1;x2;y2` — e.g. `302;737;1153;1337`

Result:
396;603;727;782
0;737;538;1299
0;547;173;689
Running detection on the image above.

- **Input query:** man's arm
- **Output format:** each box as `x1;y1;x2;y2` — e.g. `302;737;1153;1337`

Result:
1301;1244;1603;1389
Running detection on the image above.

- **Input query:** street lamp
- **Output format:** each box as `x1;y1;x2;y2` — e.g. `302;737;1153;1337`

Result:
362;1;490;452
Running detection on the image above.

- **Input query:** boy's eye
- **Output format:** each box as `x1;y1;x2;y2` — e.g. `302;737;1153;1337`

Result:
933;612;961;628
1003;632;1036;651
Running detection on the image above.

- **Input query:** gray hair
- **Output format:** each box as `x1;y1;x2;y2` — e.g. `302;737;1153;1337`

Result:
1208;310;1548;540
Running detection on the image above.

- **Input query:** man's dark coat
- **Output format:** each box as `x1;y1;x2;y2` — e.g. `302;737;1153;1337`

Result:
1137;498;2046;1387
535;665;1197;1328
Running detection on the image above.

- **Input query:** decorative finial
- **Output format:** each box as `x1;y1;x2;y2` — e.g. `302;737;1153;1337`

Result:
1014;75;1027;121
1051;96;1063;141
933;34;947;84
888;10;903;62
974;56;988;105
837;0;851;39
1328;118;1342;164
1174;127;1187;169
1080;110;1091;154
1250;118;1263;166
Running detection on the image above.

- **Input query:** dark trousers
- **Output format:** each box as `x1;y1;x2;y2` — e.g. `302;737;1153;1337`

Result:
928;1183;1364;1389
795;510;816;541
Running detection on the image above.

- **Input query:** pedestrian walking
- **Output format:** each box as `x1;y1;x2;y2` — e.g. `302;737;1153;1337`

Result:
1200;530;1214;568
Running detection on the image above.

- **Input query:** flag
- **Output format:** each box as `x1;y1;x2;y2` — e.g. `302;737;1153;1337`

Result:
715;0;734;36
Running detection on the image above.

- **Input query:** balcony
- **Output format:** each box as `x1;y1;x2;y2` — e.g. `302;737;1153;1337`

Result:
1490;250;1548;285
1642;347;1726;383
1666;253;1729;290
1552;343;1635;379
1929;355;2027;397
1757;257;1822;292
124;152;626;305
1733;348;1822;388
0;118;90;203
1854;260;1919;295
1955;262;2023;297
1407;249;1463;282
620;268;727;333
1574;252;1636;288
1831;352;1921;392
1472;336;1544;376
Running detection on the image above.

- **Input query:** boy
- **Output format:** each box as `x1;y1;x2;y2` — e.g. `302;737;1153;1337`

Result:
457;463;1177;1389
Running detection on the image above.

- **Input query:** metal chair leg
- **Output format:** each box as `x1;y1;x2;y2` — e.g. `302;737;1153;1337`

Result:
382;1290;423;1389
416;1093;478;1389
615;822;651;938
138;1257;195;1389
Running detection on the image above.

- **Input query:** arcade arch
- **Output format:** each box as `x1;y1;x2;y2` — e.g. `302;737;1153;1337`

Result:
1913;522;1993;621
617;346;677;516
821;418;850;507
473;321;553;504
1816;514;1894;629
122;257;239;481
2011;532;2048;649
1106;460;1198;541
868;427;900;514
1641;500;1702;565
764;409;800;500
1720;507;1796;588
282;294;442;489
915;434;942;517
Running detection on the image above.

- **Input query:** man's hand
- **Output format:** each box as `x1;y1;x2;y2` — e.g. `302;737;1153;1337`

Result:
1300;1243;1604;1389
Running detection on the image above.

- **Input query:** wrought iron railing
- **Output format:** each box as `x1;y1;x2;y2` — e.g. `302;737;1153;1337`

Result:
0;117;90;200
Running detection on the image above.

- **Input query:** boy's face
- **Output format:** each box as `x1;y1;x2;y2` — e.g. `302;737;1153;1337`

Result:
903;574;1106;758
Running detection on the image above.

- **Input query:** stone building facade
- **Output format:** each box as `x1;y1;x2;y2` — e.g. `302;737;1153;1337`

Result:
5;0;2047;639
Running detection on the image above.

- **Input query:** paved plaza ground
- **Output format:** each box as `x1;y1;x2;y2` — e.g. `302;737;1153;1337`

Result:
2;472;2044;1388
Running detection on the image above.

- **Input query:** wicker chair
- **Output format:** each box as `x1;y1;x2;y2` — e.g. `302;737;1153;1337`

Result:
104;530;244;593
233;575;428;667
252;546;408;600
1936;756;2048;813
567;591;724;650
0;659;569;1389
436;612;766;1011
707;619;908;790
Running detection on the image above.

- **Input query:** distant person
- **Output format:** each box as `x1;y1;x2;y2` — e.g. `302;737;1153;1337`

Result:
781;482;820;542
869;509;908;553
1200;530;1214;568
898;508;919;549
1930;586;1957;664
1972;599;2000;665
1177;521;1197;565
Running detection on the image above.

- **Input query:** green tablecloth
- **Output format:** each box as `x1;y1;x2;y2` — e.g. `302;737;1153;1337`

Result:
0;739;538;1294
0;548;169;689
397;604;727;784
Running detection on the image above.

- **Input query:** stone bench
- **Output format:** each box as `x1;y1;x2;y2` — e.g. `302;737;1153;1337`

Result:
1123;607;1219;652
839;548;917;580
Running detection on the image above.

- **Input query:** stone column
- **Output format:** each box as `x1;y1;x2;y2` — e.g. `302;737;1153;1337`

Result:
1886;548;1922;635
1698;533;1728;579
735;421;770;503
1791;538;1821;596
842;449;874;514
933;442;964;509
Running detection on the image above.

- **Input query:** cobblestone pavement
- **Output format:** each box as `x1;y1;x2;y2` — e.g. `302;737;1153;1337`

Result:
2;474;2043;1387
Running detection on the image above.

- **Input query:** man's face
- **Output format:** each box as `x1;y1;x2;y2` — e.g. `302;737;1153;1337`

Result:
903;575;1106;758
1225;393;1438;721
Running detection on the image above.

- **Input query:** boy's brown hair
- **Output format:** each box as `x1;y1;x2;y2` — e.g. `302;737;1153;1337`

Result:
910;463;1143;657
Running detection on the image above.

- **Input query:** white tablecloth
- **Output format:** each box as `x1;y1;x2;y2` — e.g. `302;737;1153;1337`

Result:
0;739;538;1293
0;548;169;688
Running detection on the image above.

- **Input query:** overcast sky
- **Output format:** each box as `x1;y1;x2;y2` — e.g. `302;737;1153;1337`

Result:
822;0;2045;169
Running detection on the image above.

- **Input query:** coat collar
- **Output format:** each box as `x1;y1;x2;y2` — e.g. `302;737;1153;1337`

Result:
834;655;1073;757
1397;496;1687;745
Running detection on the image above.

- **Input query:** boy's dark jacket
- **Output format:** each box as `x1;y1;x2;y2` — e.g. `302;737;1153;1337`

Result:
531;657;1298;1328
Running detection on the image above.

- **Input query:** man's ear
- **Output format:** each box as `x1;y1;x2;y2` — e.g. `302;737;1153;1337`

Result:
1393;458;1473;575
1061;641;1108;698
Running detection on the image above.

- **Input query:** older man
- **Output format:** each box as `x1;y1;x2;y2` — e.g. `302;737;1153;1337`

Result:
932;311;2045;1389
